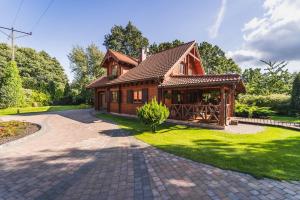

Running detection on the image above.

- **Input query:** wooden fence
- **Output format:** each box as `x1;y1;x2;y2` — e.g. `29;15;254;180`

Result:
234;117;300;130
168;104;220;123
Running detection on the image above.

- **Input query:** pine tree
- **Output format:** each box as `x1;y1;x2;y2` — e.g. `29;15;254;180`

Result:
0;61;24;108
291;73;300;112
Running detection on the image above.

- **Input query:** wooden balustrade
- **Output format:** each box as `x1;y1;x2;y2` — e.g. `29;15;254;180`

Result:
168;104;220;123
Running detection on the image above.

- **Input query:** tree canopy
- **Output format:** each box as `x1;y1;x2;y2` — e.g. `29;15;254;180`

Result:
198;42;241;74
242;61;293;95
68;43;105;103
103;21;149;58
149;40;184;54
0;43;68;102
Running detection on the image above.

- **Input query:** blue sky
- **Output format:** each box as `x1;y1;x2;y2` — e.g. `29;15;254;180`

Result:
0;0;299;81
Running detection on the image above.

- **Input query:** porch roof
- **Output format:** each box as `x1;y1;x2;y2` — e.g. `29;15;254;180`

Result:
86;76;109;89
159;74;246;92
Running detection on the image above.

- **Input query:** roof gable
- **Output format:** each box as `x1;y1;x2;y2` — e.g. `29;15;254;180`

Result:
101;50;138;67
108;41;196;84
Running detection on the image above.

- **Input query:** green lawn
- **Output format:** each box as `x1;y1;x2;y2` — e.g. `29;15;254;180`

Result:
97;113;300;180
271;115;300;123
0;104;91;116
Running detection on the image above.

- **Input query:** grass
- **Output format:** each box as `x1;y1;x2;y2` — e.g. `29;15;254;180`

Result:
0;104;91;116
97;113;300;181
270;115;300;123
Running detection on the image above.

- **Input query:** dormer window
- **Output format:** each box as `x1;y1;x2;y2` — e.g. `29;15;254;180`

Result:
179;63;186;75
112;65;118;76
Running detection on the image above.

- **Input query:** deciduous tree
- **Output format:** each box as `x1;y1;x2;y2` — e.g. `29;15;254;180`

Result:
103;21;149;58
68;44;105;103
198;42;241;74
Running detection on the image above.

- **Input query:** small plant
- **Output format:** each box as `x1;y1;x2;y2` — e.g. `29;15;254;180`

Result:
137;98;169;132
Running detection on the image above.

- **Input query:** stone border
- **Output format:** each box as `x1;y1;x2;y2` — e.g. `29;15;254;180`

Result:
234;117;300;131
0;119;49;150
97;111;224;130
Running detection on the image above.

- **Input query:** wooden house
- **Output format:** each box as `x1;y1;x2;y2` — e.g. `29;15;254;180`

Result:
87;41;245;127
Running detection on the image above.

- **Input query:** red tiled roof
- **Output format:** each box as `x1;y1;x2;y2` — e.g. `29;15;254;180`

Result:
107;41;196;85
160;74;245;92
109;50;138;66
86;76;109;89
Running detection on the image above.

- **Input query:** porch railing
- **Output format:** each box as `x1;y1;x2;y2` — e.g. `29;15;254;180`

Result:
168;104;220;123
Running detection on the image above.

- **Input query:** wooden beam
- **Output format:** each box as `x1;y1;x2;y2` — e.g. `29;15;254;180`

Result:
219;87;226;126
188;52;200;61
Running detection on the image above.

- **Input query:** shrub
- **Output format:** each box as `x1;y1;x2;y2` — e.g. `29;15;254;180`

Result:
235;103;274;118
23;89;51;107
237;94;291;114
137;98;169;132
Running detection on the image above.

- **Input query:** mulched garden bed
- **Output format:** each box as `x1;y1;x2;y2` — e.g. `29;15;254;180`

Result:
0;121;40;145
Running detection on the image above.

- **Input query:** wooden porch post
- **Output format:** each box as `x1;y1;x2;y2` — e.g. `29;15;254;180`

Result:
219;87;226;126
118;85;122;113
94;89;99;110
230;86;236;117
106;88;110;112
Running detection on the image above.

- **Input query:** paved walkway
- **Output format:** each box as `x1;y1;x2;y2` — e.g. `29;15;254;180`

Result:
0;109;299;200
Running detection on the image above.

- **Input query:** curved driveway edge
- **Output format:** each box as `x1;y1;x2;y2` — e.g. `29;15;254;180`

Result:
0;109;299;200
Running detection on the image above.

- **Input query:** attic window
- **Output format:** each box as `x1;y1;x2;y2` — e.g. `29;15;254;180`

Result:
112;65;118;76
179;63;186;75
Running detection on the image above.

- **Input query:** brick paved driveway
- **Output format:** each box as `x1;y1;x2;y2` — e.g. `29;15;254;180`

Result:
0;109;299;200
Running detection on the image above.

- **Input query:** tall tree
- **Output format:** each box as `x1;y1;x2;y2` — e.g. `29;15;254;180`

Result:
149;39;183;54
68;44;105;103
261;60;292;94
103;21;149;58
242;68;266;94
0;43;68;102
198;42;241;74
0;61;24;108
291;73;300;111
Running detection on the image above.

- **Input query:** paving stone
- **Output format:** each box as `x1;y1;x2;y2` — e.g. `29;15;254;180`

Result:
0;109;300;200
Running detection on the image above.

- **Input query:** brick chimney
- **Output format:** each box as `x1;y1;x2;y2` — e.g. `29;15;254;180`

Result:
139;47;148;63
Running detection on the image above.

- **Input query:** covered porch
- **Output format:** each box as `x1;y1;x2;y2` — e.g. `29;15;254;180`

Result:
159;75;245;127
162;87;234;126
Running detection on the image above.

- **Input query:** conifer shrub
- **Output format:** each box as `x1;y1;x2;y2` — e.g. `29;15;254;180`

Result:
137;98;169;132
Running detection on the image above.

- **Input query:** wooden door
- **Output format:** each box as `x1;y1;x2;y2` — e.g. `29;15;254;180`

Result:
99;92;107;110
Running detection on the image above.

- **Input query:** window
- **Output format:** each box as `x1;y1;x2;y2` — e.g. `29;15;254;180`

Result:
179;63;185;74
112;65;118;76
133;90;142;103
111;91;118;102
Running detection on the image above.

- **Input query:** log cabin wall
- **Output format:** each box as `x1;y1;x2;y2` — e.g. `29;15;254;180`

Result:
120;84;158;115
105;83;158;115
106;60;132;77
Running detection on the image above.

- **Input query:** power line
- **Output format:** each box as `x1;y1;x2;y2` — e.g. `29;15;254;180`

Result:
12;0;24;27
30;0;55;32
0;26;32;61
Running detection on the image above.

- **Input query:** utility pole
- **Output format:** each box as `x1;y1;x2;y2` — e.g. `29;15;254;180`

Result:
0;26;32;61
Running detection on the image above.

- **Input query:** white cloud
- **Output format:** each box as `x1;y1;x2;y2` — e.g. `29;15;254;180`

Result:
228;0;300;72
209;0;227;38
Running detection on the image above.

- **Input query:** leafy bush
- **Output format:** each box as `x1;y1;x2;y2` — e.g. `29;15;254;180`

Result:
235;103;274;118
238;94;291;114
137;99;169;132
24;89;51;107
